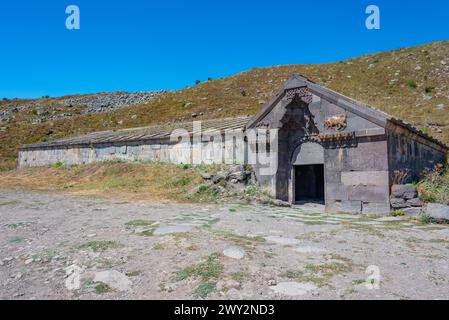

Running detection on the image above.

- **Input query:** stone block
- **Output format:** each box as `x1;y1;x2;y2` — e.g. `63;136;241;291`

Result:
390;197;407;209
362;202;391;216
326;200;362;214
426;203;449;222
325;183;349;201
348;186;389;203
391;185;417;199
406;198;423;207
341;171;389;187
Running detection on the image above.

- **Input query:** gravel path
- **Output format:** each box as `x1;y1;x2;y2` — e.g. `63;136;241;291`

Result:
1;190;449;300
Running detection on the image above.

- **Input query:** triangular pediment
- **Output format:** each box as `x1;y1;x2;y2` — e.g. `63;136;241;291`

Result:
246;73;389;129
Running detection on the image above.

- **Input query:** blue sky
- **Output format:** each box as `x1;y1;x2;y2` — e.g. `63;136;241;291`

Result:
0;0;448;98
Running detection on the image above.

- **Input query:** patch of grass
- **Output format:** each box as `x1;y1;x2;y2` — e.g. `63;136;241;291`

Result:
302;220;328;225
200;217;220;230
418;214;434;225
390;210;405;217
126;270;141;277
229;208;237;213
6;222;27;229
199;184;209;192
79;240;124;252
8;236;25;244
138;229;155;237
192;281;216;298
231;271;250;283
176;252;223;282
153;243;165;250
219;231;266;245
180;163;192;170
0;200;19;206
95;282;111;294
52;161;64;169
125;219;155;227
407;80;417;89
424;86;435;94
282;256;356;288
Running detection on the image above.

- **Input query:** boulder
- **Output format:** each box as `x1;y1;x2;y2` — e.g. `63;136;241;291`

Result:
228;171;245;181
200;172;212;180
426;203;449;222
222;247;245;260
391;185;417;199
390;197;407;209
212;172;226;183
93;270;132;292
406;198;423;207
273;199;291;207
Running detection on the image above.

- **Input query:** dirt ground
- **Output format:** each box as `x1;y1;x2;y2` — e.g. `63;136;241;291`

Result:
1;189;449;300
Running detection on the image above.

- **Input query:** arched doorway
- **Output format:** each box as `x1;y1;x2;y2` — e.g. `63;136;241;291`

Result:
291;142;325;204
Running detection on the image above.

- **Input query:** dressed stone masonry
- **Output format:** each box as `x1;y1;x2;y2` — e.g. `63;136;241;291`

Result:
18;74;448;215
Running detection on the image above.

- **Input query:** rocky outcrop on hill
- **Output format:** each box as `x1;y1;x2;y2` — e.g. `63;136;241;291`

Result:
59;90;167;114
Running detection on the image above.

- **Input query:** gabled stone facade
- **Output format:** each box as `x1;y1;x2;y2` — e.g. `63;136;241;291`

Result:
247;74;447;215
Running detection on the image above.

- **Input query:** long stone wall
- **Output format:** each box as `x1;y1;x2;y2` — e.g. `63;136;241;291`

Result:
18;135;246;168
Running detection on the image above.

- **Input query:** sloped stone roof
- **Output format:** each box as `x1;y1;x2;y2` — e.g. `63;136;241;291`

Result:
21;116;250;150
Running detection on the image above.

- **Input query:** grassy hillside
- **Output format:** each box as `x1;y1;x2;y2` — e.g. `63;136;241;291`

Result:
1;40;448;171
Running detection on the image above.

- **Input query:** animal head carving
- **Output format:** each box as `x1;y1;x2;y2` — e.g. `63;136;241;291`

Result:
325;114;347;130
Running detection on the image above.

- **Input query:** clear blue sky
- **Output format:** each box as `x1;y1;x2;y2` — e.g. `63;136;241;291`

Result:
0;0;448;98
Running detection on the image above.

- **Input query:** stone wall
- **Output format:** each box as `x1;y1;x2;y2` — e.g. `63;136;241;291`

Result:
387;122;447;183
18;135;246;168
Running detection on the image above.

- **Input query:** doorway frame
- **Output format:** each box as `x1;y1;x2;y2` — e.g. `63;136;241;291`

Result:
288;141;326;205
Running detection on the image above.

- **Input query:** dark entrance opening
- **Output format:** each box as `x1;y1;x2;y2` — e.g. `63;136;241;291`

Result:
294;164;324;203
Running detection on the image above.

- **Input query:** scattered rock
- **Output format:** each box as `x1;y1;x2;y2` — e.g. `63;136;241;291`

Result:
59;91;166;114
271;282;317;296
273;199;291;207
390;197;407;209
406;198;423;207
93;270;132;292
265;236;300;246
200;172;212;180
426;203;449;222
267;279;277;286
217;279;241;291
153;224;194;235
222;247;245;260
25;258;34;265
294;246;325;254
212;172;226;183
391;185;417;199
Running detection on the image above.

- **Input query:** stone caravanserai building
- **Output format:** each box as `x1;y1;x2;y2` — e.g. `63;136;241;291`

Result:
18;74;448;215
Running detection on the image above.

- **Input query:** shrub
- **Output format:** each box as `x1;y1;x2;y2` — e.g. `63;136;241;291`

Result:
407;80;417;89
418;165;449;204
240;90;247;97
180;163;191;170
390;210;405;217
53;161;64;169
199;184;209;192
424;86;435;94
195;80;201;85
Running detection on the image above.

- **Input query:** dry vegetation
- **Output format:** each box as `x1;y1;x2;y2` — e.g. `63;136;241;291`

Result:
1;41;448;171
0;162;204;202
